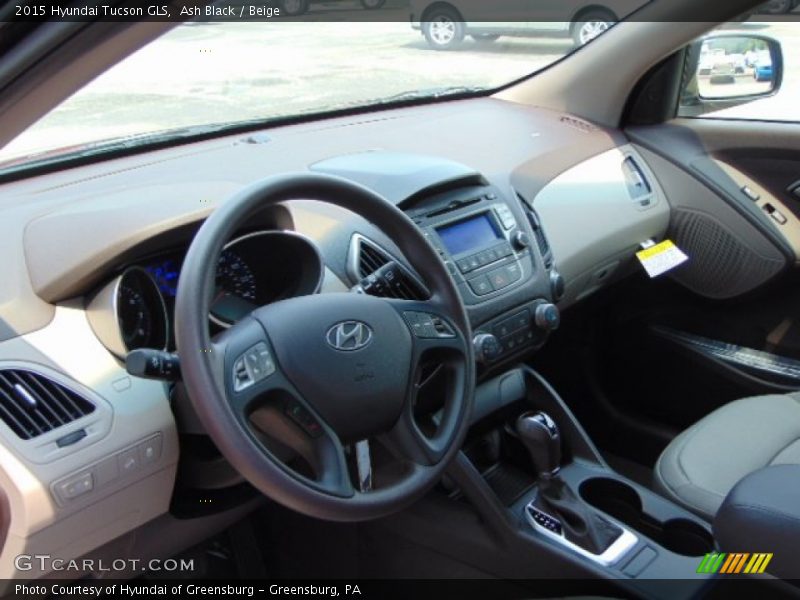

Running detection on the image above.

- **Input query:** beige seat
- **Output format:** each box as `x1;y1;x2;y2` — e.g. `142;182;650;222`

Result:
654;392;800;520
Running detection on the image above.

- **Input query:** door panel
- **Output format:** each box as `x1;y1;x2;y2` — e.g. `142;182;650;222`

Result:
578;117;800;455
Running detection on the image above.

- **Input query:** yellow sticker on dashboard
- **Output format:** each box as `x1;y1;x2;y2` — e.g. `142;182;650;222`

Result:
636;240;688;278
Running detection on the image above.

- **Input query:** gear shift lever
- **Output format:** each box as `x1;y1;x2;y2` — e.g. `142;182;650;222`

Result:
516;411;561;477
516;411;624;557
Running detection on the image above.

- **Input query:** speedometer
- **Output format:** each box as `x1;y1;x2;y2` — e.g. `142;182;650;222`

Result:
215;249;257;301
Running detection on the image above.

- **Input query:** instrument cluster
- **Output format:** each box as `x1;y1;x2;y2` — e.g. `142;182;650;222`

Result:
87;230;324;357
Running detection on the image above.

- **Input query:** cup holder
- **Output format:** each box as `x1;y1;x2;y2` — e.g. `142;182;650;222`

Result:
580;477;714;557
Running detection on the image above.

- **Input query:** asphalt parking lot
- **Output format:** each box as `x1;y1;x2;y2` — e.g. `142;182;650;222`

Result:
2;5;800;160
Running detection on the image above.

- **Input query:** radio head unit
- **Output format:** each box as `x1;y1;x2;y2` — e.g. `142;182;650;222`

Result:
410;187;533;304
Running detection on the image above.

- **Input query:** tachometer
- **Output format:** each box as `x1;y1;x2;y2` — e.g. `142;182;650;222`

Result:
86;267;169;357
118;284;153;350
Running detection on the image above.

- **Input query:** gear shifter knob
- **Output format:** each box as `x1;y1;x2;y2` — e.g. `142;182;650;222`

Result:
516;411;561;477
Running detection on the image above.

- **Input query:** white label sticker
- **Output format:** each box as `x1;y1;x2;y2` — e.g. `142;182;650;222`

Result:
636;240;688;278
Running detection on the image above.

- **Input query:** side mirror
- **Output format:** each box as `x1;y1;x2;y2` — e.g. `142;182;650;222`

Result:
680;33;783;116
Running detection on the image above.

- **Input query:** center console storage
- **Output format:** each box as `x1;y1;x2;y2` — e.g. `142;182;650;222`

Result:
580;478;713;557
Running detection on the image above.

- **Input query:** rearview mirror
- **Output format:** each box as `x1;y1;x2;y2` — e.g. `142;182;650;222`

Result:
681;33;783;115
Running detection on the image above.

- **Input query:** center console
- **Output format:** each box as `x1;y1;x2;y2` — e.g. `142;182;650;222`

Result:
404;184;563;367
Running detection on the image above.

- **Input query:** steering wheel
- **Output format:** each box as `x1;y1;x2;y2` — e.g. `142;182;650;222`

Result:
175;173;475;521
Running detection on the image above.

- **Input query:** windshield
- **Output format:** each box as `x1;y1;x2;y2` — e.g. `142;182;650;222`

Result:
0;2;649;170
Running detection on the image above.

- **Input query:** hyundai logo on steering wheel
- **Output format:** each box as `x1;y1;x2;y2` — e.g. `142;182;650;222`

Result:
326;321;373;351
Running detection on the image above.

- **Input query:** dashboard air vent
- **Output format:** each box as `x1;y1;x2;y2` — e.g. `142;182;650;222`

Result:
358;242;391;279
0;369;95;440
516;193;553;269
351;235;426;301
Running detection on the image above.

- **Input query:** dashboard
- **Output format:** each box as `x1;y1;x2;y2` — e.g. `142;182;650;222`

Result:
0;96;747;579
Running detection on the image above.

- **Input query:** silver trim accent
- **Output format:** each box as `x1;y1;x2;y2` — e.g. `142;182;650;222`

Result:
355;439;372;492
524;501;638;567
12;383;38;409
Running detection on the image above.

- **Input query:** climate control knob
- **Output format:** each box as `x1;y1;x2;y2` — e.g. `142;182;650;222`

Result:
473;333;502;364
534;303;561;331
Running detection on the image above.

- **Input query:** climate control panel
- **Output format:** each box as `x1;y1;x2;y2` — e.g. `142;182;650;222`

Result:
472;300;560;365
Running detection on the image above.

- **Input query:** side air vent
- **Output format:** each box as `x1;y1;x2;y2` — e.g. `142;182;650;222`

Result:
622;156;652;201
517;193;553;269
349;235;426;300
0;369;95;440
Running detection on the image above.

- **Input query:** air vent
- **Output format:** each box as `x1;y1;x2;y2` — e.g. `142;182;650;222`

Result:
358;242;391;279
0;369;95;440
622;156;652;200
517;193;553;269
350;235;426;300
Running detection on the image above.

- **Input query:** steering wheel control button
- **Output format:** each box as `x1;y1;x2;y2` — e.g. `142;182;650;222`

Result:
468;275;493;296
233;342;276;392
285;401;323;438
403;312;455;338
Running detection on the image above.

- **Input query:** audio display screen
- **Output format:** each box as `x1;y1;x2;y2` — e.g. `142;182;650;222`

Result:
436;213;500;256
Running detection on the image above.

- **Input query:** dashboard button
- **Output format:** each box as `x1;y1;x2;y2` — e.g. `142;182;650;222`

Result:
508;310;530;332
457;258;472;273
488;268;512;290
475;250;491;266
118;448;140;474
56;471;94;501
504;263;523;283
468;276;493;296
139;435;163;465
496;242;514;258
467;255;481;270
495;320;512;337
495;206;516;229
